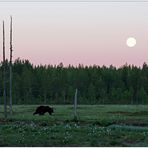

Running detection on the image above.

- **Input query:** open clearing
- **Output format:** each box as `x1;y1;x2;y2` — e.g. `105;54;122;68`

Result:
0;105;148;146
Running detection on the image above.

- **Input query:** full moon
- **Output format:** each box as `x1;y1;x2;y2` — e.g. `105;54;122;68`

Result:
126;37;136;47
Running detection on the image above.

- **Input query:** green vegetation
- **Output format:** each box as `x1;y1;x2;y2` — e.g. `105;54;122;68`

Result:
0;59;148;104
0;105;148;146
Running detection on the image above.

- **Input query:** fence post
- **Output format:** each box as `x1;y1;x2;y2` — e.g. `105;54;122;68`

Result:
74;88;78;120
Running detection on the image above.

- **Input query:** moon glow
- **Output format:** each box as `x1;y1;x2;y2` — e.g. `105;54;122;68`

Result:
126;37;136;47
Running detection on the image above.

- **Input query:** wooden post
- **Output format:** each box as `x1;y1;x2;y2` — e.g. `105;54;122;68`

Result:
3;21;7;118
9;16;13;114
74;88;78;120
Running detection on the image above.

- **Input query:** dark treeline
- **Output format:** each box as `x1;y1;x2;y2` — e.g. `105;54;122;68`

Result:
0;58;148;105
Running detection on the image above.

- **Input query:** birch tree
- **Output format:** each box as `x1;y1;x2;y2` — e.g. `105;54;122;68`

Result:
9;16;13;114
3;21;7;118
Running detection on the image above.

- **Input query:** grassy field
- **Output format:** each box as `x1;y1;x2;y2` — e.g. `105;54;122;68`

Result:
0;105;148;146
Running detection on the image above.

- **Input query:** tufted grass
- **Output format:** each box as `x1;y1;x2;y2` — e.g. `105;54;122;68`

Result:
0;105;148;146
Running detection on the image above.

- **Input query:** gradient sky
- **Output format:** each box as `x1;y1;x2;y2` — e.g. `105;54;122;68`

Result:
0;1;148;67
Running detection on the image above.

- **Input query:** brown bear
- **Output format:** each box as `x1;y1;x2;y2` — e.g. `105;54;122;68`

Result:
33;105;54;116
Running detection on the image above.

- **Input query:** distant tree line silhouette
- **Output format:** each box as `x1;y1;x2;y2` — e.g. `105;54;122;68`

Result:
0;58;148;105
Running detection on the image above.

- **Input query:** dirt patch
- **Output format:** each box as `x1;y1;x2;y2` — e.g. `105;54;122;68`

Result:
117;119;148;126
108;111;148;116
122;139;139;146
64;119;92;126
0;119;12;124
130;111;148;116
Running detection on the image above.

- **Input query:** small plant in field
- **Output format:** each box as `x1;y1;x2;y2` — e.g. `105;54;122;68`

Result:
64;124;71;129
74;123;80;128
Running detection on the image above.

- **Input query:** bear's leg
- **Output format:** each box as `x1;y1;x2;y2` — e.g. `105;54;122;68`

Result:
33;112;37;115
48;112;52;115
39;112;45;115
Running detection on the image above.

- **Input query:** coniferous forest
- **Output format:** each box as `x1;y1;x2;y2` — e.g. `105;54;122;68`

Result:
0;58;148;105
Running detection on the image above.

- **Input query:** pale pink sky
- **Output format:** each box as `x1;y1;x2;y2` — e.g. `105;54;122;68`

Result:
0;2;148;67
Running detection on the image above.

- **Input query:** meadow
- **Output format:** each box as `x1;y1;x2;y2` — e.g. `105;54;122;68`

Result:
0;105;148;146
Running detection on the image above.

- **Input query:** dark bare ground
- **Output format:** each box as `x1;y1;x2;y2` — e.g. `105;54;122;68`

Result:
108;111;148;116
117;119;148;126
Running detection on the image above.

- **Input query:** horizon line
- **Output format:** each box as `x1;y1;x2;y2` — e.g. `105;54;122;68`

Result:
9;58;147;68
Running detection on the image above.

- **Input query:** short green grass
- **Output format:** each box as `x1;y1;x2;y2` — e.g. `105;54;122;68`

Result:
0;105;148;146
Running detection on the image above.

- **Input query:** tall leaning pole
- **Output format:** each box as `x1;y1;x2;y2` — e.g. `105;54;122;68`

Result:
3;21;7;118
9;16;13;114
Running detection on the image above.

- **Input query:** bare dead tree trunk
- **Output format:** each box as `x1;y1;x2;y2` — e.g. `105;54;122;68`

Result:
3;21;7;118
9;16;13;114
74;88;78;120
